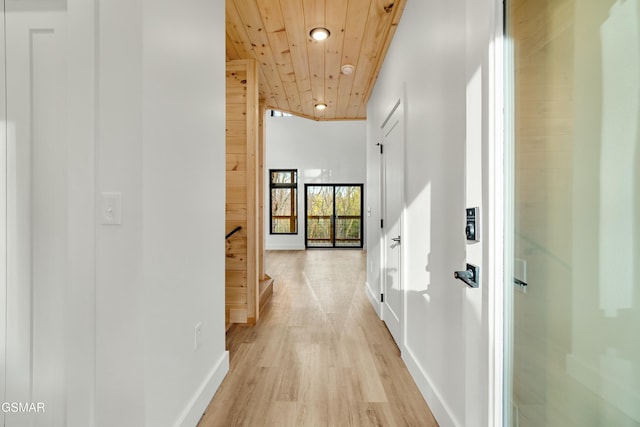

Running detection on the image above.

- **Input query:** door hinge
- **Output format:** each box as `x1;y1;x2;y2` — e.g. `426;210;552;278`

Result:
381;219;384;228
380;144;384;154
380;293;384;303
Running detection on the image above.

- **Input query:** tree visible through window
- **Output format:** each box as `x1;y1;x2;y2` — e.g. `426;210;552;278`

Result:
270;169;297;234
305;184;363;248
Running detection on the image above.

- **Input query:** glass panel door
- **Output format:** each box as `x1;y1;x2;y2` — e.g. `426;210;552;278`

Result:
506;0;640;426
334;185;362;247
305;184;363;248
306;185;334;247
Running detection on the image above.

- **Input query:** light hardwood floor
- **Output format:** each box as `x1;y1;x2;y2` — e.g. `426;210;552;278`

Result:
198;250;438;427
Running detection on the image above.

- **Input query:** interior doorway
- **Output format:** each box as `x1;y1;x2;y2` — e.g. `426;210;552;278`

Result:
379;100;404;349
304;184;364;248
3;3;69;425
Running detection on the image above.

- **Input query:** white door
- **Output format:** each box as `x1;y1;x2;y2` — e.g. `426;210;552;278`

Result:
381;101;404;348
5;2;67;425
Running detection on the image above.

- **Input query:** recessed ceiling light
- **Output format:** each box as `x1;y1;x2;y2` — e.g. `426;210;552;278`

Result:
310;27;330;41
341;64;355;75
314;103;328;111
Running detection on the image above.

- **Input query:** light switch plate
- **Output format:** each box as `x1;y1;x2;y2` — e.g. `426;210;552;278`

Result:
101;192;122;225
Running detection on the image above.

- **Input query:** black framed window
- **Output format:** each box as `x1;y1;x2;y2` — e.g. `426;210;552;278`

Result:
270;169;298;234
305;184;364;248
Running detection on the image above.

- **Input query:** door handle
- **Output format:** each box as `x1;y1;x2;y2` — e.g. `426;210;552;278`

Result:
454;270;476;287
391;236;401;243
514;277;528;288
453;264;479;288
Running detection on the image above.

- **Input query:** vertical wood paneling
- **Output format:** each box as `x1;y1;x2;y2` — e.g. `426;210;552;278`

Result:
358;0;406;117
303;0;326;115
258;103;266;281
258;67;277;109
324;1;348;120
226;4;254;59
226;59;260;324
335;0;370;118
231;0;290;112
279;0;315;118
245;59;259;323
345;0;397;118
256;0;303;112
226;0;406;120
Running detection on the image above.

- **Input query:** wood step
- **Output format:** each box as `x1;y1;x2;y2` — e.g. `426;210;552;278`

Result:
259;274;274;312
226;275;274;332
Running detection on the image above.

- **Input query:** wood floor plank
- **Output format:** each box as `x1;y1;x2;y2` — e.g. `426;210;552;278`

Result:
198;250;438;427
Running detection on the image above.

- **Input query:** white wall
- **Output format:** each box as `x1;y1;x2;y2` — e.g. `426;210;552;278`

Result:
141;1;228;426
365;0;499;426
95;2;145;424
95;1;228;426
265;115;366;250
66;2;99;426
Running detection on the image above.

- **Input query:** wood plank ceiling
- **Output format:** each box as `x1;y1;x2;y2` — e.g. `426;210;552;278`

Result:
226;0;407;121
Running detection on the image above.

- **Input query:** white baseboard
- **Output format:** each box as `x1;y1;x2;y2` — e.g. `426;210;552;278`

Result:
265;244;305;250
365;281;381;318
174;350;229;427
403;345;461;427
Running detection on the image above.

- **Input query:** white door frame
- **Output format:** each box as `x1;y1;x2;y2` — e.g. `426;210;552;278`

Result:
379;98;405;351
0;3;7;424
489;1;507;426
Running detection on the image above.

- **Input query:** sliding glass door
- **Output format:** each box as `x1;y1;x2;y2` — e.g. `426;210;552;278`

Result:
305;184;363;248
506;0;640;425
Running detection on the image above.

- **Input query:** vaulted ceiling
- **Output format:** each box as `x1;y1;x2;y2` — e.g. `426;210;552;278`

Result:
225;0;407;121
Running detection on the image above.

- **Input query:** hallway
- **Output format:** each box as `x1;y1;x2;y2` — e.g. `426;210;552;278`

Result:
199;250;438;426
